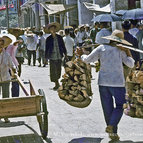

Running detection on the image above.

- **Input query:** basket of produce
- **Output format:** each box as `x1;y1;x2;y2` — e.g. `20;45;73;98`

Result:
58;58;93;108
124;70;143;118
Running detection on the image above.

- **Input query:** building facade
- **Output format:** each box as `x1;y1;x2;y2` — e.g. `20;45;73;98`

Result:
19;0;143;29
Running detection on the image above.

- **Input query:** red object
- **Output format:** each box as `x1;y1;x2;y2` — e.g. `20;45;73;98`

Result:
0;4;14;11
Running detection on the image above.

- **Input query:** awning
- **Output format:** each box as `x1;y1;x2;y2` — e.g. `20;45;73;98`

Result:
40;3;77;15
21;0;35;9
83;2;111;13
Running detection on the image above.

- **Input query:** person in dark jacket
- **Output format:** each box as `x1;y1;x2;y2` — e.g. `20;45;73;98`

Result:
45;22;67;90
122;21;140;79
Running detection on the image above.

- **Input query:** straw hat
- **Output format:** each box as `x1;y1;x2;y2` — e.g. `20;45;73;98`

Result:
102;30;132;46
0;33;16;48
78;24;85;29
44;22;61;34
64;26;73;29
25;31;35;37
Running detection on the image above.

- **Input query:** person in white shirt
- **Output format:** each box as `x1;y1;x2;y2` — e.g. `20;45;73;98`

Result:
63;28;75;61
25;31;38;66
76;30;134;141
96;22;111;44
85;24;90;38
76;25;87;46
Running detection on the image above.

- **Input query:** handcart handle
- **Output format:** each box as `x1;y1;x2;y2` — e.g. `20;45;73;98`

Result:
15;74;29;96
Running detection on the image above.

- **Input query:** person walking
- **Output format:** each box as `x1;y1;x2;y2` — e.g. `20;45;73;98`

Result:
95;22;111;45
76;25;87;46
122;21;140;79
0;35;16;122
90;22;99;44
63;28;75;62
45;22;67;90
37;31;46;67
76;30;135;141
25;31;38;66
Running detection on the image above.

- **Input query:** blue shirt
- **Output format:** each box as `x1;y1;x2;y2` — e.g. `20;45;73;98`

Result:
124;31;140;64
82;44;135;87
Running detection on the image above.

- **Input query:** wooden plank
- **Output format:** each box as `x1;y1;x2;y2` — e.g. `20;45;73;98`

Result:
0;96;42;118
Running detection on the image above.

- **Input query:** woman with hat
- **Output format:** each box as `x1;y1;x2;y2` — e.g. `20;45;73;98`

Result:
45;22;67;90
76;30;135;141
0;36;16;123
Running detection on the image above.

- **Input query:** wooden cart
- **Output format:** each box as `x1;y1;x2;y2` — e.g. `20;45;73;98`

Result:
0;75;48;139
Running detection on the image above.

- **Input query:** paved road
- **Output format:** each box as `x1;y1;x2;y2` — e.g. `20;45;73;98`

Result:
0;63;143;143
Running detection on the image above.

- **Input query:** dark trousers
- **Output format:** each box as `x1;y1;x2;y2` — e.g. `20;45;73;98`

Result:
27;50;36;66
99;86;126;133
50;60;62;82
38;50;45;65
11;82;19;97
0;83;10;98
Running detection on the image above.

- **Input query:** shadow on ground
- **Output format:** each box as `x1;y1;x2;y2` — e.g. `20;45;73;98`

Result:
108;141;143;143
68;137;103;143
68;137;143;143
0;121;52;143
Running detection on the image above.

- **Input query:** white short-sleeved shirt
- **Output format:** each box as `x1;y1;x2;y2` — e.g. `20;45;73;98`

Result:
63;35;75;56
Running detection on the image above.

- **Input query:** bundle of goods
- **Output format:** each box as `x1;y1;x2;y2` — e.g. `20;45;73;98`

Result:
124;70;143;118
58;59;93;108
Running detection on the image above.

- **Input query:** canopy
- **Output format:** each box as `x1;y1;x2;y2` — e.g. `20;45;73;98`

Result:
83;2;111;13
40;3;77;15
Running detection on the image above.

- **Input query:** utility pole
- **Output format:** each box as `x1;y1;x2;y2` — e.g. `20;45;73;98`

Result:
141;0;143;8
110;0;116;31
35;0;41;31
6;0;9;29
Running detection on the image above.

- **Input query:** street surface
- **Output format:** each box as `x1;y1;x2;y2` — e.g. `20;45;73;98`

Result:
0;62;143;143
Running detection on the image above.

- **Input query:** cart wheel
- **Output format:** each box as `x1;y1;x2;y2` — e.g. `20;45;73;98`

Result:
38;89;48;139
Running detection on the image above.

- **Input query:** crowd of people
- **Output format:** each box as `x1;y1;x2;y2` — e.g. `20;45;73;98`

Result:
0;19;143;141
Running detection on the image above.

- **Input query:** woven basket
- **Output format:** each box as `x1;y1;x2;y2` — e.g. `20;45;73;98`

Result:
66;97;92;108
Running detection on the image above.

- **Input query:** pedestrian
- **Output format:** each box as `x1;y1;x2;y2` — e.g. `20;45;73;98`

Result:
122;21;140;79
95;22;111;45
16;37;26;76
45;22;67;90
25;31;38;66
76;30;135;141
76;25;87;46
129;20;139;38
37;31;46;67
5;34;22;98
63;28;75;62
85;24;90;38
136;23;143;61
90;22;99;44
0;35;16;123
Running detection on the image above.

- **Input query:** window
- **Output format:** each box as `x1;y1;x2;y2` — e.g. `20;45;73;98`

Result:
128;0;140;9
